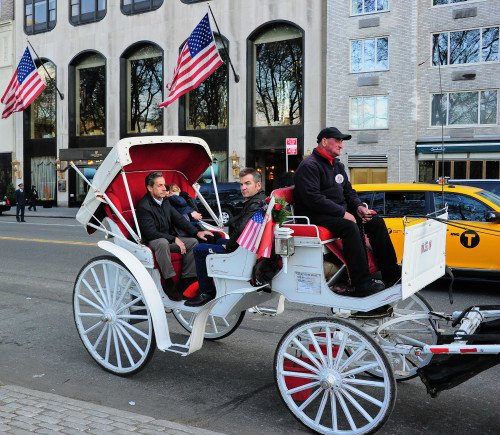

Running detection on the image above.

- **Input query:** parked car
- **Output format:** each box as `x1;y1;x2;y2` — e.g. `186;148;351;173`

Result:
445;179;500;196
354;183;500;280
0;195;11;215
196;182;243;225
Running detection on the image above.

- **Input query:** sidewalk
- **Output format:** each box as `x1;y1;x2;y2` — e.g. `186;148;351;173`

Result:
3;206;77;219
0;384;222;434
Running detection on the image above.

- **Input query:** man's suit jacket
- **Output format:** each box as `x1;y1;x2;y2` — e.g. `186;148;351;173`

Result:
15;189;26;206
136;193;198;243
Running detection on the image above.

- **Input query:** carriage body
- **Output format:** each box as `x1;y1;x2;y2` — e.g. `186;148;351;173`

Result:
73;136;499;434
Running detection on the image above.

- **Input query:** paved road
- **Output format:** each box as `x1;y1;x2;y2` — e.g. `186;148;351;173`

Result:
0;211;499;434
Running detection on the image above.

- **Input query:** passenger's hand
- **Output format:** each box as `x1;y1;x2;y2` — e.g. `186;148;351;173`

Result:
196;230;213;241
343;211;357;223
357;205;375;223
174;237;187;254
191;211;203;221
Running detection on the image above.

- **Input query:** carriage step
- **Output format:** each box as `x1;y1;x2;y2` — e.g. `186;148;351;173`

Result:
165;344;190;355
350;305;394;319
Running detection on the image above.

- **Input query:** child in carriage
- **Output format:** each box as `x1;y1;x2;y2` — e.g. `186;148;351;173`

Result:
167;184;204;232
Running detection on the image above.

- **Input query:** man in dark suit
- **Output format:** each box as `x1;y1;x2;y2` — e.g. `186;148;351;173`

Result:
136;172;213;301
15;183;27;222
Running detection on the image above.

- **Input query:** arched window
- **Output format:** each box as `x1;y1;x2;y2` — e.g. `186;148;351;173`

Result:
121;43;163;135
252;24;303;127
70;0;106;25
184;35;228;130
30;59;56;139
121;0;163;15
24;0;56;34
73;53;106;137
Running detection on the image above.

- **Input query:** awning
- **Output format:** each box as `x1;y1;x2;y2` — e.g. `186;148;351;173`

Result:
416;142;500;154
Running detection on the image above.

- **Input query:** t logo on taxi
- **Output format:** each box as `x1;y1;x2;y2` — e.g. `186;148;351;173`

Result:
421;240;432;253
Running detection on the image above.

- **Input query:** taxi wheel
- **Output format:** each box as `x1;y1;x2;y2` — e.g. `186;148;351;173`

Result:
73;256;156;376
275;317;396;434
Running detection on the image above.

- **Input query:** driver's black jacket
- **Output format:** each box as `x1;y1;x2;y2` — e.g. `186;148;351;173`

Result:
136;193;198;243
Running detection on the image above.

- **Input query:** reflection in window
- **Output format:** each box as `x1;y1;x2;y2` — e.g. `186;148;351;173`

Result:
385;192;426;217
25;0;56;34
432;27;499;65
76;54;106;136
30;60;56;139
434;192;489;221
70;0;106;25
431;90;497;126
253;25;303;127
351;0;389;15
418;161;436;182
350;95;388;129
185;37;228;130
31;157;56;200
351;37;388;72
433;0;467;5
121;0;162;15
127;44;163;134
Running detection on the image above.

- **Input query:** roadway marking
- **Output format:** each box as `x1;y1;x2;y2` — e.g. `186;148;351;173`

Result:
0;236;96;246
0;221;80;227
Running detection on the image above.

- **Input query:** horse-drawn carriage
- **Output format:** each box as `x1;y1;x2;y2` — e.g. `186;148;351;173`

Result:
73;136;500;434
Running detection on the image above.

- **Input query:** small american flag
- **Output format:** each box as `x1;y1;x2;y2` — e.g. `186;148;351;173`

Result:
237;209;266;253
160;14;223;108
1;47;46;119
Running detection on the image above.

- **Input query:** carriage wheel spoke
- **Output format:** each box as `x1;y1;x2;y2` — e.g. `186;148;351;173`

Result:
92;323;109;350
343;361;379;377
344;384;383;407
298;386;323;411
339;344;366;372
307;329;327;367
343;378;385;388
283;352;319;374
114;324;135;367
115;322;146;357
113;278;133;310
334;332;348;370
77;294;104;313
314;390;329;424
116;296;143;315
286;381;320;396
103;264;113;311
104;325;112;363
111;267;120;307
91;268;108;306
117;314;149;321
341;388;374;423
83;320;104;336
330;390;338;432
336;390;357;431
82;278;106;307
292;337;323;371
118;319;150;340
111;326;122;369
209;315;218;333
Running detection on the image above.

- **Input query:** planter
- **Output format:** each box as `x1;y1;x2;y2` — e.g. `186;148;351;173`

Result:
284;357;314;401
41;201;53;208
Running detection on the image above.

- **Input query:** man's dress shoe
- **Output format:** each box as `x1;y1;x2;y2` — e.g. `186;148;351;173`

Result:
184;292;215;307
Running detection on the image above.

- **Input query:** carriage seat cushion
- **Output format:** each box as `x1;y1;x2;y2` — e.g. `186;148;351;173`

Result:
282;224;336;241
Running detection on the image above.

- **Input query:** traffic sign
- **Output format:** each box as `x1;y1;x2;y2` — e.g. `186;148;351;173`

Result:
286;137;298;155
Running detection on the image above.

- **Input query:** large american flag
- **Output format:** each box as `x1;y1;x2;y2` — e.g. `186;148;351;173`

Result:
1;47;46;119
159;14;223;108
237;209;266;253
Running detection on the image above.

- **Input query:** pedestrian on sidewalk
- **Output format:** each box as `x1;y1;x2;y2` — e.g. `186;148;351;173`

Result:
28;185;39;211
15;183;27;222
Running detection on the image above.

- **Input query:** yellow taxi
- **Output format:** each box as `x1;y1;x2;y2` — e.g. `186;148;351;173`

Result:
353;182;500;279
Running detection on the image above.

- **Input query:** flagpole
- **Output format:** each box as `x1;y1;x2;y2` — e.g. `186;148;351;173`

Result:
26;40;64;100
207;4;240;83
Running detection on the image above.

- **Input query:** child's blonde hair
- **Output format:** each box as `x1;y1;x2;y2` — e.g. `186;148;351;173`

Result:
168;184;181;193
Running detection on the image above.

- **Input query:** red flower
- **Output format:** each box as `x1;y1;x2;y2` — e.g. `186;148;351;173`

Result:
273;203;283;211
265;196;271;204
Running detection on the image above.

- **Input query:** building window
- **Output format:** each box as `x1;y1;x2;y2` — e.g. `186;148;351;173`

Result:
351;37;388;72
75;53;106;136
351;0;389;15
30;60;56;139
185;36;228;130
125;44;163;134
31;157;56;201
121;0;162;15
70;0;106;25
418;159;500;181
25;0;56;34
431;90;497;126
350;95;388;129
432;27;499;66
433;0;468;5
253;24;303;127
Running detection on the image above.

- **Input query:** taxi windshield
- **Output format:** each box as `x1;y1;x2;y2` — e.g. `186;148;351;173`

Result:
477;190;500;208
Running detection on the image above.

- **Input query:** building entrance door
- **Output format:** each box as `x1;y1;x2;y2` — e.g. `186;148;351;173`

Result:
254;150;300;194
350;168;387;184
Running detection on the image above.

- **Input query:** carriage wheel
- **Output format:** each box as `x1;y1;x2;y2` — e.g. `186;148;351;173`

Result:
73;256;156;376
172;308;245;341
275;317;396;434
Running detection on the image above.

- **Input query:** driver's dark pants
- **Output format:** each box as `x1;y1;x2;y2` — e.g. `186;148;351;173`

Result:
311;214;399;286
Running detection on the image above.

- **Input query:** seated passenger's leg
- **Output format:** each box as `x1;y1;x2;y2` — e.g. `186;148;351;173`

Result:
148;238;175;279
179;237;199;279
364;216;401;286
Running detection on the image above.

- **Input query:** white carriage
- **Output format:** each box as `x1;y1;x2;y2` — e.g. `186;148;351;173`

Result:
73;136;500;434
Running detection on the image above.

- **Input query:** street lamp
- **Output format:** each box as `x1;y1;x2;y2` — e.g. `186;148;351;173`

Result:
231;150;240;179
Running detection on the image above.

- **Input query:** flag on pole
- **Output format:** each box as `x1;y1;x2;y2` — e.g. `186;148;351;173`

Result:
256;218;274;259
237;209;266;253
1;47;46;119
159;13;223;108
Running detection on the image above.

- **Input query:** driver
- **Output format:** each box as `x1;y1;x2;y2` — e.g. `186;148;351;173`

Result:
136;172;213;301
184;168;267;307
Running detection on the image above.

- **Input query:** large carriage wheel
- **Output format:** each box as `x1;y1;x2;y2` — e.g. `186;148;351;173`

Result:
275;317;396;434
172;308;245;341
73;256;156;376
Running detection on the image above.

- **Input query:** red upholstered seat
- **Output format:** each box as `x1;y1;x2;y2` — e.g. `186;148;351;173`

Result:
282;224;336;241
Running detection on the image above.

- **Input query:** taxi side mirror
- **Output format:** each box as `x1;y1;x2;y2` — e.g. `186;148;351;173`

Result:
485;211;500;222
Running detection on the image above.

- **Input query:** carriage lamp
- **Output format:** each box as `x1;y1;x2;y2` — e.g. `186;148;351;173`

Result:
275;227;295;257
12;159;22;179
231;150;240;178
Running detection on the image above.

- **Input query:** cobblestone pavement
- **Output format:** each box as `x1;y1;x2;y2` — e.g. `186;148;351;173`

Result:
0;385;222;434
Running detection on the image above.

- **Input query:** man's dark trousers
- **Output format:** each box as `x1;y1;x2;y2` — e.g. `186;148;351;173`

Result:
16;204;25;222
312;214;398;286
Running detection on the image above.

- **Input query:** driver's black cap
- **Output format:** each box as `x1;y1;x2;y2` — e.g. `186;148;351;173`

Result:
317;127;352;143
